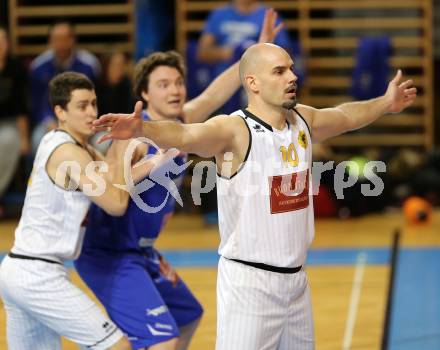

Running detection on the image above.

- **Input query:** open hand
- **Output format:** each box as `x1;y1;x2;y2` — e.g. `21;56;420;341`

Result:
93;101;144;143
258;8;284;44
385;70;417;113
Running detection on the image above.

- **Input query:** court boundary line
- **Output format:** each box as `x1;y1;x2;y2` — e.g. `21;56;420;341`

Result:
342;252;367;350
381;228;401;350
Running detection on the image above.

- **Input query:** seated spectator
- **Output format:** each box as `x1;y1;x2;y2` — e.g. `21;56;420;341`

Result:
0;26;29;217
29;20;100;154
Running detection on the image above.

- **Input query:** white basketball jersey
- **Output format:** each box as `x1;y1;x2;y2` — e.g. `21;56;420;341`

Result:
12;130;91;261
217;109;314;267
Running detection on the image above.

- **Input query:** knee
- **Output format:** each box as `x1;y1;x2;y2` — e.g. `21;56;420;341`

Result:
165;338;179;350
181;317;202;335
175;318;201;350
149;337;178;350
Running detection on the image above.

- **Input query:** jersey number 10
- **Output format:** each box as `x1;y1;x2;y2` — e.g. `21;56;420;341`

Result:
279;143;299;167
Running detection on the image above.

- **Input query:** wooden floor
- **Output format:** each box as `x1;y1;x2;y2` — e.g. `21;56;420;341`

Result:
0;211;439;349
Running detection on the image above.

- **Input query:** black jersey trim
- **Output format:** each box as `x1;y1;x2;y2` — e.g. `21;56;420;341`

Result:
44;141;82;191
217;113;252;180
54;129;95;159
45;130;94;192
54;129;82;146
242;109;273;132
293;108;312;138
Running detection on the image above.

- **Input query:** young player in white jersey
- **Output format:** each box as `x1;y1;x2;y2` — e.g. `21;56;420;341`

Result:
93;43;417;349
0;72;135;350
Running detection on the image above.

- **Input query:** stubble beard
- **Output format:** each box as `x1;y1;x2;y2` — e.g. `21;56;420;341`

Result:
282;98;297;110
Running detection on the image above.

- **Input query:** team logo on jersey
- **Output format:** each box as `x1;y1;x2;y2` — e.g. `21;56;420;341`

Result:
269;170;310;214
155;322;173;330
147;324;173;336
298;130;308;149
253;124;265;132
147;305;168;317
101;321;115;334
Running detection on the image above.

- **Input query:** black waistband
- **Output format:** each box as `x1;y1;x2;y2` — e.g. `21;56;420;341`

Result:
8;252;62;265
227;258;302;274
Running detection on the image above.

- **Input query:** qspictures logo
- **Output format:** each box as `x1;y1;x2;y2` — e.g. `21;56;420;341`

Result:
53;137;386;214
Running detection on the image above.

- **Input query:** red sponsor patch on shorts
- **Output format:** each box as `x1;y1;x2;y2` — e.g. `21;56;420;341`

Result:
268;170;309;214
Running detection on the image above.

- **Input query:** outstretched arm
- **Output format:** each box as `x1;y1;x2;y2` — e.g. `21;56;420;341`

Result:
184;8;284;123
296;70;417;142
93;102;244;159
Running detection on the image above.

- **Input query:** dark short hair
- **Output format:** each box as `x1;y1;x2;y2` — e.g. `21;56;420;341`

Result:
133;51;186;104
49;72;94;110
48;19;75;37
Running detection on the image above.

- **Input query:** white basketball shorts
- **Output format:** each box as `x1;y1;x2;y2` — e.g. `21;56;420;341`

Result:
216;256;315;350
0;255;124;350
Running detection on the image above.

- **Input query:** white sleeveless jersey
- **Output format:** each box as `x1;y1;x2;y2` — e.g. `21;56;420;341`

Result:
217;109;314;267
12;130;91;261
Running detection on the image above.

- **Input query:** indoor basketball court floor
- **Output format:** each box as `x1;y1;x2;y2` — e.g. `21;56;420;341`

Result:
0;212;439;349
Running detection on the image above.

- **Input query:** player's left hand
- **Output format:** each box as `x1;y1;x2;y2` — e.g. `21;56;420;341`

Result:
258;8;284;44
385;69;417;113
159;255;179;287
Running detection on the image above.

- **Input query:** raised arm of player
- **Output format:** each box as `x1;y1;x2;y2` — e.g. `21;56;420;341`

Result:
296;70;417;143
93;102;247;159
183;8;284;124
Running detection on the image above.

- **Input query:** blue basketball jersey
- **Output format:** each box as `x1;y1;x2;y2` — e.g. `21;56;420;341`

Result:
81;111;187;253
76;112;202;348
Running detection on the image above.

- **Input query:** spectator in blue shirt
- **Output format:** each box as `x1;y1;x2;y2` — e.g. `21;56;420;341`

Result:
29;20;100;154
197;0;292;79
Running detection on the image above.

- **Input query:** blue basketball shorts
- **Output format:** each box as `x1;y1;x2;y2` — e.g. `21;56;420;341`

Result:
75;249;203;349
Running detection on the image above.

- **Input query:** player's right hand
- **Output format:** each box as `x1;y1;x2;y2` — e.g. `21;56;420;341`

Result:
93;101;144;143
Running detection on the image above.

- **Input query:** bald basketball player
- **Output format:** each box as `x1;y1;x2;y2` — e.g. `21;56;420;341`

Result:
93;43;416;350
76;10;283;350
